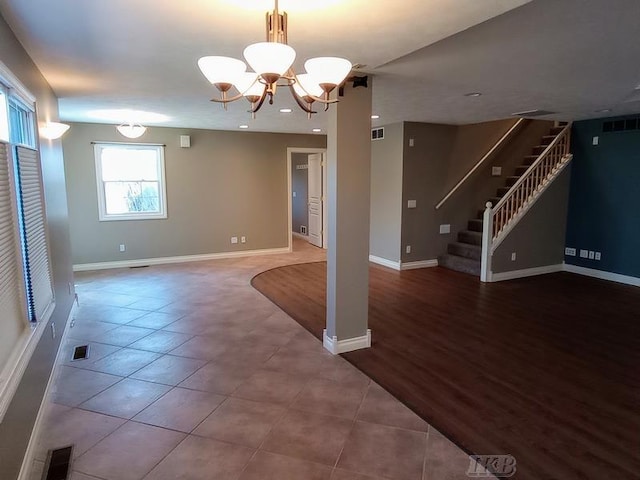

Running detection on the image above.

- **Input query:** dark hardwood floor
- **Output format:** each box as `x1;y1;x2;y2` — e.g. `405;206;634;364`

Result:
251;263;640;480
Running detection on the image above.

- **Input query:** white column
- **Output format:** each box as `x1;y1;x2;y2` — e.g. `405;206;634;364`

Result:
323;81;373;354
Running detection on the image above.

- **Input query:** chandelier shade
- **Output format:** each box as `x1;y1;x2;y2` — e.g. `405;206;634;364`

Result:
198;0;352;117
198;56;247;88
304;57;353;90
293;74;323;99
243;42;296;81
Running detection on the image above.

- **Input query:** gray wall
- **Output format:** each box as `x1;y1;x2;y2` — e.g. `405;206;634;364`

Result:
0;14;75;479
369;122;404;263
400;122;457;262
63;123;326;265
291;152;308;235
492;166;571;273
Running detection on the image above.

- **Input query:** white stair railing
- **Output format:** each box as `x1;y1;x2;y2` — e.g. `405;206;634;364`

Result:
480;123;573;282
435;118;525;210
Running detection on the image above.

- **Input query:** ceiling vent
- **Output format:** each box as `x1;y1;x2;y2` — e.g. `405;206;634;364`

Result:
512;109;557;117
602;117;640;133
371;127;384;141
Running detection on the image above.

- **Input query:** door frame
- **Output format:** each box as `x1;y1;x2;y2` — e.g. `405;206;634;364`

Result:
287;147;327;252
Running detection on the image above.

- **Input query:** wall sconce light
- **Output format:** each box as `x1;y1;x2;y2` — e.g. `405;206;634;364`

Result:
116;122;147;139
40;122;70;140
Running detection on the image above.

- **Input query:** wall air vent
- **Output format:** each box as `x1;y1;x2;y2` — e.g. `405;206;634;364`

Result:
602;117;640;133
512;109;557;117
371;127;384;141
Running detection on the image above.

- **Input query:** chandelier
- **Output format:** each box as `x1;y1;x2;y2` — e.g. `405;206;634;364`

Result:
197;0;352;118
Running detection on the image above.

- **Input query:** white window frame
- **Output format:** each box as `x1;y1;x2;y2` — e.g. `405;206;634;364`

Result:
93;142;168;221
0;61;54;422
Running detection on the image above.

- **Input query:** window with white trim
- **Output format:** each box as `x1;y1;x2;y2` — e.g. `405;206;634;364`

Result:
94;143;167;221
8;97;36;148
0;64;55;420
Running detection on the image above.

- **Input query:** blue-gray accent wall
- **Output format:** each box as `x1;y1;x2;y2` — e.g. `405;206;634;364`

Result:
565;115;640;278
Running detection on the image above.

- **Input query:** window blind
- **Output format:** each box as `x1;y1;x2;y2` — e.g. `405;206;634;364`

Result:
15;146;53;321
0;142;27;349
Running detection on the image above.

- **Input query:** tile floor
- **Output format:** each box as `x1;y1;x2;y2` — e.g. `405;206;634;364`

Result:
29;239;489;480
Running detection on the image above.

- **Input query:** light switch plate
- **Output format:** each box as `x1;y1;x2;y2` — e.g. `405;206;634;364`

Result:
565;247;577;256
407;200;417;209
592;136;599;146
231;236;238;244
595;252;601;261
492;166;502;176
439;224;451;234
588;251;595;260
579;249;589;258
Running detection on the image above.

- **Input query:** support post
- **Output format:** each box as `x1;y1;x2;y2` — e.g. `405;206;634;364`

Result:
323;81;372;354
480;202;493;283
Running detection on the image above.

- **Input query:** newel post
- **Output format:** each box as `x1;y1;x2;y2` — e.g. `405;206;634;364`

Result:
480;202;493;283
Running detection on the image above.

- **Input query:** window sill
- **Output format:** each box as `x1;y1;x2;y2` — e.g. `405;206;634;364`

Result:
0;302;55;422
98;213;167;222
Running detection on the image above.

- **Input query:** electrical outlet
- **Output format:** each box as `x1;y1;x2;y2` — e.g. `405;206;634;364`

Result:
439;224;451;234
241;236;246;244
579;249;589;258
119;244;126;252
231;236;238;244
565;247;577;256
595;252;601;261
406;245;411;254
511;252;517;261
292;191;297;198
588;251;595;260
592;136;599;146
409;138;415;147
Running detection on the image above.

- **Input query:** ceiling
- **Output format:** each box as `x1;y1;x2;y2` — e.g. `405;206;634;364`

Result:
1;0;639;134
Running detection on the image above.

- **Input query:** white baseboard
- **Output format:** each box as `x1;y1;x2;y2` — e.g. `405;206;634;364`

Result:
323;329;372;355
291;232;308;240
369;255;401;271
0;302;55;423
73;247;291;272
563;264;640;287
490;264;564;282
401;259;438;270
17;300;77;480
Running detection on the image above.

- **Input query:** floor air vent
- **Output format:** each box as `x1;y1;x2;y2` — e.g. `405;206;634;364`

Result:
71;345;89;361
43;445;73;480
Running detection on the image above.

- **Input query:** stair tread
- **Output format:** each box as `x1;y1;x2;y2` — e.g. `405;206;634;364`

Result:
440;253;480;264
451;241;481;250
438;254;481;276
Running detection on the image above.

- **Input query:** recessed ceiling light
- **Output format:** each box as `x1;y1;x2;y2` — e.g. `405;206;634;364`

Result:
464;92;482;97
280;108;293;113
239;125;249;129
312;128;322;133
371;115;380;119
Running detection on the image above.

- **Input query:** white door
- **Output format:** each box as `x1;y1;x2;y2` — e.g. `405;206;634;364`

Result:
307;153;323;247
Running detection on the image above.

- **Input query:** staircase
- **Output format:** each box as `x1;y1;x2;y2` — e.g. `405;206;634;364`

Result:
439;124;568;276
